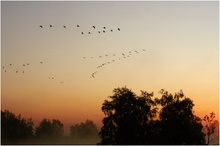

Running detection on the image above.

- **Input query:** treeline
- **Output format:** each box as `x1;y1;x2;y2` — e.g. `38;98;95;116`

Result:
1;110;100;144
99;87;218;145
1;87;219;145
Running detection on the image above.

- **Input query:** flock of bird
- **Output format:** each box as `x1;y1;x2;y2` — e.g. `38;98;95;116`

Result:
2;61;64;84
39;24;121;35
85;49;147;78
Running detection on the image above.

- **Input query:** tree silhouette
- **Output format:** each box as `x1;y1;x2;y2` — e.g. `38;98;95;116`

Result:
35;118;64;140
1;110;34;144
70;119;100;144
155;89;206;144
99;87;157;144
203;112;216;144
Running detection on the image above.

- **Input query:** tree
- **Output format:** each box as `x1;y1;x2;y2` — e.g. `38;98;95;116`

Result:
70;119;100;144
35;118;64;139
155;89;205;144
99;87;157;144
203;112;216;144
1;110;34;144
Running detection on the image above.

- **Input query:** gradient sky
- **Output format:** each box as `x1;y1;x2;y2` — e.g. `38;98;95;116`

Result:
1;1;219;132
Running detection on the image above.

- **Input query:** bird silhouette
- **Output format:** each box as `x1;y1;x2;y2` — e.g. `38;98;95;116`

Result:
81;32;84;34
10;64;12;66
143;49;146;51
5;70;7;72
3;66;4;69
63;26;66;28
103;30;105;33
23;64;25;66
105;54;108;56
88;32;91;34
16;71;18;73
40;61;43;64
98;31;101;33
118;28;120;31
39;25;43;28
111;30;113;32
23;71;24;73
27;63;29;65
49;25;52;27
77;25;80;27
83;57;86;59
93;26;95;29
103;27;106;29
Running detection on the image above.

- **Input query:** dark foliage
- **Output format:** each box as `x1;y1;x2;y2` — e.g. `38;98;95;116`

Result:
70;119;100;144
155;89;206;144
35;118;64;140
99;87;157;144
1;110;34;144
99;87;206;145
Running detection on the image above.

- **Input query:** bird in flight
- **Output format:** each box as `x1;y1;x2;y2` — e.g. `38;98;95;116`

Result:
111;30;113;32
77;25;80;27
27;63;29;65
40;61;43;64
23;71;24;73
16;71;18;73
88;32;91;34
103;30;105;33
39;25;43;28
10;64;12;66
93;26;95;29
118;28;120;31
81;32;84;34
49;25;52;27
83;57;86;59
5;70;7;72
63;26;66;28
3;66;4;69
98;31;101;33
103;27;106;29
23;64;25;66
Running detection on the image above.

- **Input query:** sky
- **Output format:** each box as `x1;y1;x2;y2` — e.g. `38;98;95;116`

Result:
1;1;219;133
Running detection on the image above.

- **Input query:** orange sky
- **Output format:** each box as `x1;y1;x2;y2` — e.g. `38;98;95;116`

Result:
1;1;219;132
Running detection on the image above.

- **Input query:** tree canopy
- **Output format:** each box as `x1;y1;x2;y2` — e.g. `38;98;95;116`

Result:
99;87;207;145
35;118;64;139
99;87;157;144
1;110;34;144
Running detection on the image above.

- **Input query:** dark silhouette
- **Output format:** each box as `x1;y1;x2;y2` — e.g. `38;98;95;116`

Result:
203;112;216;144
77;25;79;27
49;25;52;27
99;87;157;144
99;87;207;145
154;89;206;144
1;110;34;144
39;25;43;28
70;119;100;144
63;26;66;28
35;118;64;141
